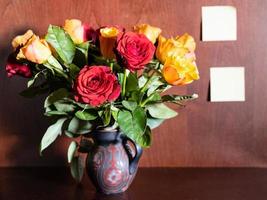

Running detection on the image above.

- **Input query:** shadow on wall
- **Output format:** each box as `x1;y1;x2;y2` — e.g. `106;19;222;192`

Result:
0;29;66;167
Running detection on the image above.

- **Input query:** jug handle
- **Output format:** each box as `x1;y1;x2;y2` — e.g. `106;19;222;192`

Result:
122;135;143;175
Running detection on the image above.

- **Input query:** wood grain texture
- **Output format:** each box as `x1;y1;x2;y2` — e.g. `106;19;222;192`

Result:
0;0;267;167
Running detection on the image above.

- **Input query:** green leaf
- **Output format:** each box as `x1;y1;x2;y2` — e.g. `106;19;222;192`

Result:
76;41;90;61
54;101;76;113
68;141;77;163
136;127;152;147
44;56;68;79
68;117;92;135
129;90;144;103
40;118;67;153
118;73;124;86
111;105;119;121
132;106;146;133
75;110;98;121
47;55;64;71
117;107;147;146
70;155;84;182
103;106;111;127
126;73;138;92
66;63;80;79
142;92;161;106
44;88;69;108
122;100;137;111
147;79;164;96
147;103;178;119
138;76;147;88
161;94;199;102
44;110;68;116
27;71;42;88
64;98;92;109
147;118;164;129
20;82;49;98
45;25;75;64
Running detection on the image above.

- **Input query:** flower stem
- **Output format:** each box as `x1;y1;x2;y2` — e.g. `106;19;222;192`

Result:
110;62;114;72
140;70;156;93
122;69;127;97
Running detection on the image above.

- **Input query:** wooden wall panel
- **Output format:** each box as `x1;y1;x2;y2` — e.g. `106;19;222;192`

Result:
0;0;267;167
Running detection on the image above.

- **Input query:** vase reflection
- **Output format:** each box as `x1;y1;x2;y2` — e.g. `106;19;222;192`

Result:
93;191;131;200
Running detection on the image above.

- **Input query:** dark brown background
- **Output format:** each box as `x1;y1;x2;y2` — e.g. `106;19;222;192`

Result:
0;0;266;167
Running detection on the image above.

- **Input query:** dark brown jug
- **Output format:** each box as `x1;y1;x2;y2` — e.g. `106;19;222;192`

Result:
86;128;142;194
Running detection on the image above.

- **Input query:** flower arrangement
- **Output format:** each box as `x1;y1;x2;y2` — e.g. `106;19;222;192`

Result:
5;19;199;181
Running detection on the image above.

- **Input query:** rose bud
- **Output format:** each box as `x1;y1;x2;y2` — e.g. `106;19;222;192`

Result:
99;26;122;59
133;24;162;44
74;65;121;107
5;55;32;78
63;19;96;44
16;35;52;64
156;34;196;64
116;32;155;72
162;56;199;86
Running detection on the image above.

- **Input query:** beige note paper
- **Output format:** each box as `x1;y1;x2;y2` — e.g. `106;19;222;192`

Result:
202;6;237;41
210;67;245;102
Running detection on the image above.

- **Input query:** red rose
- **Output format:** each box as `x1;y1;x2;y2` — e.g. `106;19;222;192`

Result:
116;32;155;72
5;55;32;78
74;66;121;107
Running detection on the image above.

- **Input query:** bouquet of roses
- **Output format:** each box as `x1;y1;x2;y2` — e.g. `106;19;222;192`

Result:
5;19;199;181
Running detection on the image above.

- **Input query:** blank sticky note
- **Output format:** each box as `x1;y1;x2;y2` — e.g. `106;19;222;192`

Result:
210;67;245;102
202;6;237;41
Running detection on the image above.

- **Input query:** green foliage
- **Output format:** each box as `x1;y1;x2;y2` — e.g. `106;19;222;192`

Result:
70;155;84;182
147;103;178;119
75;110;98;121
76;41;90;62
44;88;69;108
27;71;43;88
122;100;137;111
147;118;165;129
40;118;67;154
45;25;75;64
117;106;148;147
161;94;199;103
67;117;92;135
68;141;77;163
126;73;138;92
54;101;76;113
20;82;50;98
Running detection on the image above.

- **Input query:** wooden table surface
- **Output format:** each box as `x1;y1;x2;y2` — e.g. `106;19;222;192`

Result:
1;167;267;200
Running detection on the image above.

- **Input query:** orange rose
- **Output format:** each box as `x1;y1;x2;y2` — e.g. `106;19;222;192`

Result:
162;56;199;85
16;35;52;64
133;24;162;44
63;19;91;44
156;34;196;64
99;26;121;59
12;30;34;49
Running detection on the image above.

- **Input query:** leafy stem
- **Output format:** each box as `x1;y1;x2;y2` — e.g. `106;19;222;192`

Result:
140;70;156;93
122;68;127;97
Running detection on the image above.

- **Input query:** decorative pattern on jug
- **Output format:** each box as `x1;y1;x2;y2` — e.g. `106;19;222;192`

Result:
86;131;141;195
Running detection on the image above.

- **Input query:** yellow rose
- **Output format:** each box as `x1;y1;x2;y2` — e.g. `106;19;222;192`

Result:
99;26;120;59
63;19;88;44
12;30;34;49
133;24;162;44
162;56;199;86
177;33;196;52
156;34;196;64
17;35;52;64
